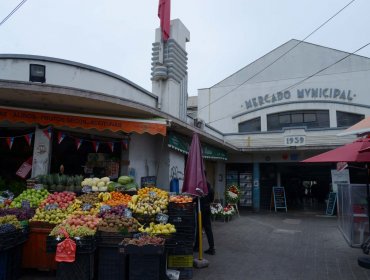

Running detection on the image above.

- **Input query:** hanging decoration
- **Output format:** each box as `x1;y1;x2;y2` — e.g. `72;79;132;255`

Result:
24;133;33;146
57;132;66;144
6;137;14;149
1;129;129;153
43;127;53;140
92;141;100;153
75;139;83;150
107;142;114;152
122;139;128;150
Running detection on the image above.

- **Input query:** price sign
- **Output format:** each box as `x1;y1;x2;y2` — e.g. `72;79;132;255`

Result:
82;203;93;211
272;186;287;212
100;205;111;213
156;213;169;224
284;136;305;146
124;208;133;218
21;200;31;209
33;184;44;190
82;186;92;193
45;203;59;211
149;191;157;197
326;192;337;216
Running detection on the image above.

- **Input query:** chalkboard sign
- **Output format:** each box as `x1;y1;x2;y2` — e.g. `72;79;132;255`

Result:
326;192;337;216
141;176;157;188
272;186;287;212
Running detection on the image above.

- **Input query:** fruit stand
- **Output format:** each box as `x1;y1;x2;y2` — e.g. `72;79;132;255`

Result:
0;175;197;280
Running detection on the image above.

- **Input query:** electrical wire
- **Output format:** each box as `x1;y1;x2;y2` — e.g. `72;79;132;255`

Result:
0;0;28;27
197;0;357;114
207;41;370;125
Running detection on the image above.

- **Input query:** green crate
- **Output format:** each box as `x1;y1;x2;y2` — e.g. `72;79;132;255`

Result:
168;255;193;268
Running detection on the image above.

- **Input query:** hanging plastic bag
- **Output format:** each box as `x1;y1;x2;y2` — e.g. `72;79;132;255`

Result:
55;228;76;263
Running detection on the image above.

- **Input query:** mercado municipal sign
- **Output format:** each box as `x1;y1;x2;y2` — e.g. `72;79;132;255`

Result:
244;88;355;110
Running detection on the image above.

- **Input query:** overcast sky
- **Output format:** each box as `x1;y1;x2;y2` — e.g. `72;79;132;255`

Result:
0;0;369;96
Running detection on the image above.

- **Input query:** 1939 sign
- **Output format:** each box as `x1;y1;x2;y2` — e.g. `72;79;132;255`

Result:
284;136;305;146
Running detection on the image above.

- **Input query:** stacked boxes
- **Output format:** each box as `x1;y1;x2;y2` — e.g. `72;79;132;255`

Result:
167;202;195;279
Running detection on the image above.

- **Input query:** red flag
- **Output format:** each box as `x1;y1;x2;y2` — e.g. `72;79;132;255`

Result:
108;142;114;152
24;133;33;146
43;127;52;140
92;141;99;153
75;139;83;150
58;132;66;144
158;0;170;41
6;137;14;149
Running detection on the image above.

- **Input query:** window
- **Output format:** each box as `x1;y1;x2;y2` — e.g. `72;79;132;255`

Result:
267;110;329;131
292;113;303;123
336;111;364;128
239;117;261;133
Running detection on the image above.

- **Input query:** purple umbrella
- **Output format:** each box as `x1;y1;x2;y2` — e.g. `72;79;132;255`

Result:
182;133;208;197
182;133;209;264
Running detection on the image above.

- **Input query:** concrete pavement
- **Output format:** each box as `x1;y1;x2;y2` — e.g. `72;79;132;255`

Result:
192;210;370;280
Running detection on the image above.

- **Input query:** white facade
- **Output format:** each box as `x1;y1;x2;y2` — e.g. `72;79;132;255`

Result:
198;40;370;153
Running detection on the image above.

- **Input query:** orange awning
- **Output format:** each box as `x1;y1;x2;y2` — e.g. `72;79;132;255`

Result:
0;106;167;136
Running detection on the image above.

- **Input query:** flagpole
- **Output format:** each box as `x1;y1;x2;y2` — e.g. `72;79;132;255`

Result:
197;196;203;260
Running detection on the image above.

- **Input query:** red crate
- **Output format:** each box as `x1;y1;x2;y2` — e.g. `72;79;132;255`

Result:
22;227;57;271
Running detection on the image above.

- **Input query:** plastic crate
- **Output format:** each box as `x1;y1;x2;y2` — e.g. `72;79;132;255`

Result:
0;229;21;251
0;243;23;280
168;255;193;268
98;245;128;280
22;227;57;271
56;251;95;280
120;244;165;255
128;254;166;280
168;202;195;212
97;231;132;246
169;215;196;227
167;246;193;255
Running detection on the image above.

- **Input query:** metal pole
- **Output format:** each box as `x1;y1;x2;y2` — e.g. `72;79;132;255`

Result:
197;196;203;260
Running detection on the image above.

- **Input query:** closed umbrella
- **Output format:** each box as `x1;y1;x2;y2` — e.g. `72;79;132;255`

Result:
182;133;209;267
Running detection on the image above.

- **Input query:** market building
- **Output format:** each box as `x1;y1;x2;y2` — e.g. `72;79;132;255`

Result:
197;39;370;210
0;19;234;202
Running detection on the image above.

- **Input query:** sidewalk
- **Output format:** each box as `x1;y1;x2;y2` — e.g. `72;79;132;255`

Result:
192;210;370;280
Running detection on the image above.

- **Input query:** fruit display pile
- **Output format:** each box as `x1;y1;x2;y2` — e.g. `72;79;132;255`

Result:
0;207;35;221
98;214;139;233
103;192;132;207
122;235;165;246
49;224;96;238
169;195;193;204
10;189;49;208
138;222;176;235
62;213;100;230
128;187;168;215
0;215;21;230
78;192;101;205
30;208;72;224
39;192;76;210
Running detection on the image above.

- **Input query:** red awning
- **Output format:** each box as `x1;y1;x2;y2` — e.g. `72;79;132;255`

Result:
0;107;167;136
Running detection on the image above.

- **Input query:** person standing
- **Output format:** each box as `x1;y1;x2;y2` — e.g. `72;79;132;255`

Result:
194;171;215;255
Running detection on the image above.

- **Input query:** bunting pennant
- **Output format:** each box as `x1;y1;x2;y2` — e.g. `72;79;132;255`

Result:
6;137;14;149
92;141;100;153
107;142;114;152
43;127;52;140
24;133;33;146
57;132;66;144
75;139;83;150
122;140;128;150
